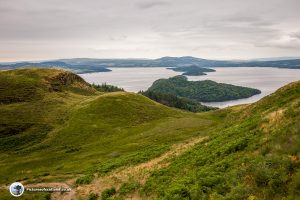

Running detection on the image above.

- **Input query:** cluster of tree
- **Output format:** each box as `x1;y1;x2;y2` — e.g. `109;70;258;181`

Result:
147;75;261;102
92;83;124;92
140;90;215;112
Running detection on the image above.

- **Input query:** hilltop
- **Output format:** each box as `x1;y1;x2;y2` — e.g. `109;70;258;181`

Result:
0;68;299;200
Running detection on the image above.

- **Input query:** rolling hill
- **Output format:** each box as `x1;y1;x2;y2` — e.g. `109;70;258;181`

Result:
142;80;300;200
0;68;220;199
0;68;299;200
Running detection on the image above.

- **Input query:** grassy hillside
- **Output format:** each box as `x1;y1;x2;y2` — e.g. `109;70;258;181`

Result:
142;80;300;200
147;75;261;102
0;68;221;199
0;68;299;200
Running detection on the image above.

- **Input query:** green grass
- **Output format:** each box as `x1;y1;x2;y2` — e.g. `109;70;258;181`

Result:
0;69;220;194
0;68;299;200
0;189;50;200
142;81;300;199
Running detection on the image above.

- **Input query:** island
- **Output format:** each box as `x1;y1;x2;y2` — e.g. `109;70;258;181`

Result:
167;65;216;76
146;75;261;102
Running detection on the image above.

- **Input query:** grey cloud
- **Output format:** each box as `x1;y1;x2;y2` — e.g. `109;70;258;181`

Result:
226;15;275;27
256;32;300;49
0;0;299;61
291;32;300;39
137;0;169;9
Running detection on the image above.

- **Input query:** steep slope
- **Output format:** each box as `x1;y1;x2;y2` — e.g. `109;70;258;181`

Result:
0;68;97;151
0;68;220;199
142;80;300;200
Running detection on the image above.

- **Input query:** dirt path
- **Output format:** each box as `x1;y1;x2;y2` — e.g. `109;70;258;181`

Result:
2;135;207;200
76;136;208;199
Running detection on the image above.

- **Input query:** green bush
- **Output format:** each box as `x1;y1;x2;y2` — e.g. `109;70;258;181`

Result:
101;187;116;200
119;181;140;195
75;174;94;185
88;192;99;200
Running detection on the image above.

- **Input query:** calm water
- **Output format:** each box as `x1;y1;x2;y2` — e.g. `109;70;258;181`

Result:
79;67;182;92
79;67;300;108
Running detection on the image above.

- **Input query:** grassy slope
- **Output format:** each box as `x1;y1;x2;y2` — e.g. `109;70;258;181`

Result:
1;68;299;200
143;81;300;200
0;69;221;199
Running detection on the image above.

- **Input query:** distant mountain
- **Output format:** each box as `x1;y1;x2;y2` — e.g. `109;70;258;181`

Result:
0;61;111;73
59;56;300;69
59;56;228;68
249;56;300;61
1;56;300;72
219;59;300;69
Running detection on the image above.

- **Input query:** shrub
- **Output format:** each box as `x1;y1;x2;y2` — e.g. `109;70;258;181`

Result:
101;187;116;200
75;174;94;185
88;192;99;200
43;193;51;200
119;182;140;195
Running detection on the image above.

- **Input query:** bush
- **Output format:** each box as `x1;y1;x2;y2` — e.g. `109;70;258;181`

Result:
88;192;99;200
119;181;140;195
75;174;94;185
43;193;51;200
165;184;191;200
101;187;116;200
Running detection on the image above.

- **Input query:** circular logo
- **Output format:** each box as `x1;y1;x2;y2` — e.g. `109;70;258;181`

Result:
9;182;24;197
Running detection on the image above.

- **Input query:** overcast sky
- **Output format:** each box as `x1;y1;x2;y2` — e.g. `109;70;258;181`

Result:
0;0;300;61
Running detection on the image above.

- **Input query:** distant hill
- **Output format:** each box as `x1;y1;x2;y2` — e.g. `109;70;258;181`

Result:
0;61;111;73
60;56;300;69
1;56;300;73
220;59;300;69
146;75;261;102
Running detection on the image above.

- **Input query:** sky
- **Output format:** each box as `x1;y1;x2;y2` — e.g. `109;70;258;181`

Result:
0;0;300;62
